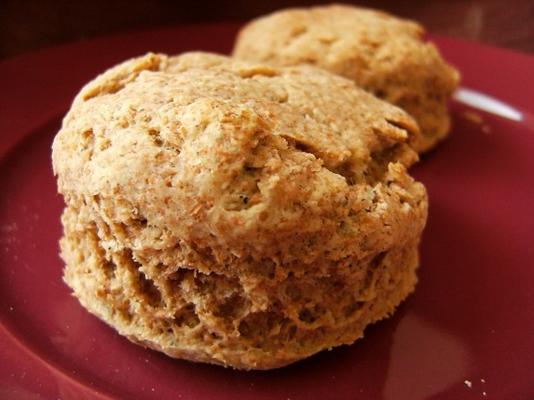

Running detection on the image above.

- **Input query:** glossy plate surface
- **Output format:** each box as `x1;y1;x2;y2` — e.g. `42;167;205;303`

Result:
1;24;533;400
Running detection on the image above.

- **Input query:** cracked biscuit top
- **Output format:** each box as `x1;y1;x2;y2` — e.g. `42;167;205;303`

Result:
52;52;425;275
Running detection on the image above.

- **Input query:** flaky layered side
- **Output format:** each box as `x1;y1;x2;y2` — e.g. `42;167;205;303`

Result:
52;52;427;369
233;4;460;153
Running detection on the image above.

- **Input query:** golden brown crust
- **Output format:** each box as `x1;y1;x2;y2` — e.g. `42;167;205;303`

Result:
233;4;460;153
53;52;427;369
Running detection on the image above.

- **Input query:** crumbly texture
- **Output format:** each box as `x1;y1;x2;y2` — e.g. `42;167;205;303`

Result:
233;4;460;153
52;52;428;370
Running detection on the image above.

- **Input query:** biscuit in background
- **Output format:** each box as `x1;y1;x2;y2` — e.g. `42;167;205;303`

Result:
233;4;460;153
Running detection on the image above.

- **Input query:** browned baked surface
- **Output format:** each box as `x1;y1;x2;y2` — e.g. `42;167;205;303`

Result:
52;52;428;369
233;4;459;153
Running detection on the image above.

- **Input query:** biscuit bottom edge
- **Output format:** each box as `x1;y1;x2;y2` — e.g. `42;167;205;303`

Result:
61;220;419;370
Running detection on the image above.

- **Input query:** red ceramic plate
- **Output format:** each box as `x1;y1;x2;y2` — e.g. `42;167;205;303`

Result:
1;24;533;400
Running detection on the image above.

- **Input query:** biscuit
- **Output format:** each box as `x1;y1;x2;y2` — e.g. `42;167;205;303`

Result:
233;4;460;153
52;52;428;369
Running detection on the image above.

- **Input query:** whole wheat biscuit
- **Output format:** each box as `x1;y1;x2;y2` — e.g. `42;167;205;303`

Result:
52;52;428;369
233;4;460;153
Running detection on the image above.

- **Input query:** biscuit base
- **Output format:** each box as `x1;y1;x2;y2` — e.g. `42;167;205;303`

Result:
61;207;419;370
